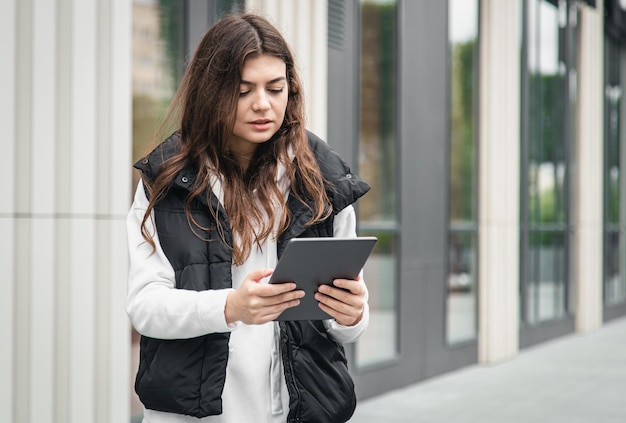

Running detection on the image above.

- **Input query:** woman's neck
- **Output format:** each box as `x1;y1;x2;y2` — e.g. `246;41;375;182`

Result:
227;142;258;172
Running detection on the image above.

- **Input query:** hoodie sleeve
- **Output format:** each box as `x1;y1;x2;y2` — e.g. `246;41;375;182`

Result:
323;205;370;343
126;180;239;339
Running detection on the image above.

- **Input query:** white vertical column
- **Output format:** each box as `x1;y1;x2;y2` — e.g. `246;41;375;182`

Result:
4;0;132;421
478;0;521;363
95;0;113;418
246;0;265;15
309;0;328;139
110;0;133;413
575;0;604;333
69;0;98;419
96;0;132;421
0;0;16;422
245;0;329;138
30;0;57;420
54;0;72;420
13;1;33;421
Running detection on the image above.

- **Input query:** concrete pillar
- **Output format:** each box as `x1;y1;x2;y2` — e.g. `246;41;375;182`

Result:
574;0;604;333
0;0;132;421
477;0;521;363
0;0;17;419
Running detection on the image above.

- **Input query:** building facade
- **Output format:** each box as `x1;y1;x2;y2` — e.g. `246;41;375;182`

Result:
3;0;625;421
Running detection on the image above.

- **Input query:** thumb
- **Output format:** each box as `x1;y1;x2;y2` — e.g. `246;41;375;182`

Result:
247;268;274;283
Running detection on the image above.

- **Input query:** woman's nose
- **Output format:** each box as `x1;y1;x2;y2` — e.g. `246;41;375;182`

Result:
252;92;271;111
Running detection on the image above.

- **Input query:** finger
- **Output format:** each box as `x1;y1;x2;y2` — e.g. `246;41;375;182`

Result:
331;278;365;295
279;288;306;301
259;287;305;303
245;288;298;309
246;268;274;283
317;301;361;326
255;297;303;323
256;282;303;298
315;291;362;316
319;282;364;302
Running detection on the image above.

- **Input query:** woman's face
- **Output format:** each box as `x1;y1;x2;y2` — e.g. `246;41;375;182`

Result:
229;54;288;160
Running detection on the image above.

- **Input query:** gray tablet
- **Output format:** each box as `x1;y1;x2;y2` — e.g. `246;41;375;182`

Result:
269;237;377;321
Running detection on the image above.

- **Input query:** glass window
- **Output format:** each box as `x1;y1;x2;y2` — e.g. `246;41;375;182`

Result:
521;0;572;325
132;0;183;165
447;0;479;345
131;0;184;420
604;37;626;307
356;0;399;367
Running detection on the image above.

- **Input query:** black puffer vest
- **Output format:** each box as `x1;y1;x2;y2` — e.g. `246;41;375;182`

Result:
133;131;370;422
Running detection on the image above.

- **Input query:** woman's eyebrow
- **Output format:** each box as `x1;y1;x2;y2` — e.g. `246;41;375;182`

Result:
240;76;286;86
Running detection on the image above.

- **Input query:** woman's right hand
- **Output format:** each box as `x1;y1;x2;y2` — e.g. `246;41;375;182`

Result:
224;268;305;325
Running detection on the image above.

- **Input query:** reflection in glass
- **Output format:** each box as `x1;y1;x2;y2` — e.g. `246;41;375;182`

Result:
132;0;183;174
604;232;626;305
357;232;397;366
604;38;626;306
527;232;566;323
447;232;477;343
522;0;570;325
356;0;399;367
447;0;478;345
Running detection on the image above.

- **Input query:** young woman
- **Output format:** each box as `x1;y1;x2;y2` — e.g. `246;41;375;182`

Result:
126;13;370;422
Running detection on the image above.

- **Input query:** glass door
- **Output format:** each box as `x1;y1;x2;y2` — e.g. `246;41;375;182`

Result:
603;35;626;320
519;0;577;346
447;0;480;346
329;0;480;400
355;0;400;369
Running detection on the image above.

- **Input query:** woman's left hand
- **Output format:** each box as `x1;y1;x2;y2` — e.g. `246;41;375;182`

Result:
314;276;366;326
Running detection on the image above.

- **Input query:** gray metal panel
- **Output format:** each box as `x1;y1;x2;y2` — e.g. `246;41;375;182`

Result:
398;0;448;382
519;317;576;349
605;303;626;321
399;0;478;380
185;1;211;59
399;0;448;271
327;0;359;166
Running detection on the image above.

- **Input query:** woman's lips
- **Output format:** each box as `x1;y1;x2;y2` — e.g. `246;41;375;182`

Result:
250;119;272;130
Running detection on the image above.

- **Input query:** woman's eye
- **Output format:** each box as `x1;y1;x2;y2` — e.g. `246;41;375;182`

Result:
239;91;250;97
268;88;284;94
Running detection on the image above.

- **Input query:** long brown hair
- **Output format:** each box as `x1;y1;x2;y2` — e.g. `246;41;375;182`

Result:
140;13;331;265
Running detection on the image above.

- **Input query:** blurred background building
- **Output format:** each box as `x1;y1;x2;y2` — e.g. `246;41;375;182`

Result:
2;0;625;422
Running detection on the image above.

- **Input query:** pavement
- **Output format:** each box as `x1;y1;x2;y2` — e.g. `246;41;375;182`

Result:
350;316;626;423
